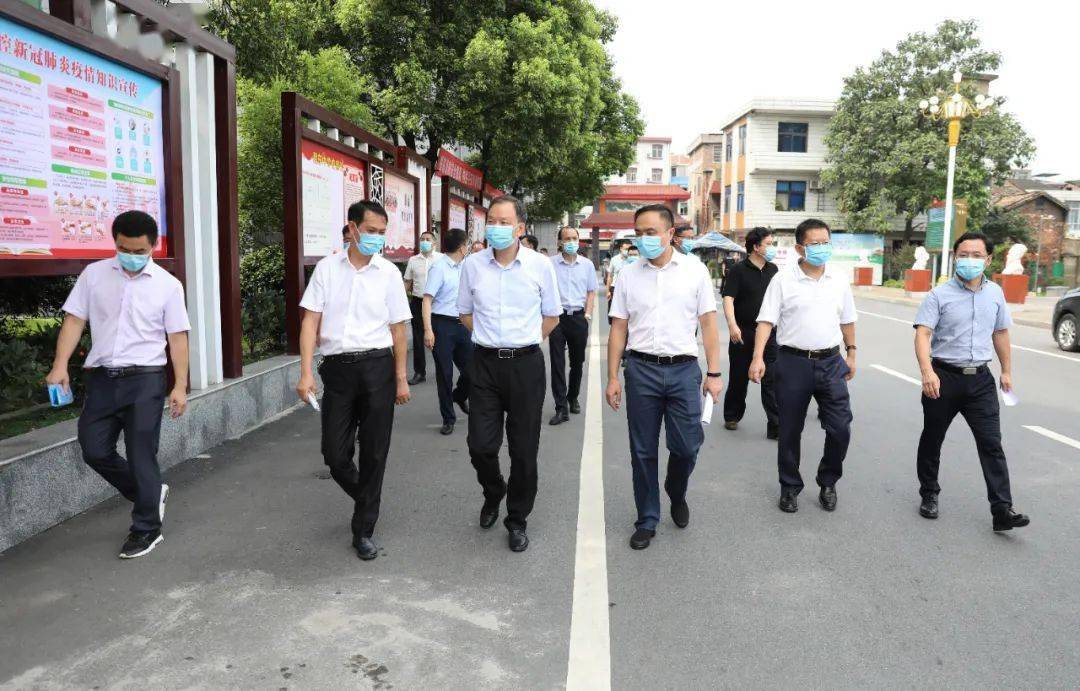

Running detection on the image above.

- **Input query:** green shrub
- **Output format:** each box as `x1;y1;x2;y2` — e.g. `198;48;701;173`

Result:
240;244;287;358
883;278;905;289
0;340;46;411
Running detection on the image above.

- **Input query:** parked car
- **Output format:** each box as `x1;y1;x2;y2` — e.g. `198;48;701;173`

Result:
1051;288;1080;351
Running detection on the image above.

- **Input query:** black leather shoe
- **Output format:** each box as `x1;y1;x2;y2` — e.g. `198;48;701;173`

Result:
440;422;454;436
549;409;569;425
766;423;779;440
569;400;581;414
819;486;837;512
479;498;501;529
992;507;1030;532
629;528;655;550
408;373;425;385
671;501;690;528
455;396;470;416
919;495;939;519
778;490;798;513
724;420;738;431
508;528;529;552
355;537;378;560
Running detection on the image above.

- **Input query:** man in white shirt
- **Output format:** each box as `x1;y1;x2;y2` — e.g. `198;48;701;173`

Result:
457;195;562;553
673;226;702;263
548;226;598;425
607;204;724;550
403;231;439;384
296;200;413;561
750;218;857;514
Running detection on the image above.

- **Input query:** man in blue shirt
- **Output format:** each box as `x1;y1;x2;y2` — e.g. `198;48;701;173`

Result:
457;195;562;552
913;231;1029;532
548;226;598;425
423;228;472;436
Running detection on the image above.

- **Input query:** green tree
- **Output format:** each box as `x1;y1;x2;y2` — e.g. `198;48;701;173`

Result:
821;20;1035;243
980;206;1032;247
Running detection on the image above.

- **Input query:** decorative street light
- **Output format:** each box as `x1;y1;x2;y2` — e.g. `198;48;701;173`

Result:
914;71;994;277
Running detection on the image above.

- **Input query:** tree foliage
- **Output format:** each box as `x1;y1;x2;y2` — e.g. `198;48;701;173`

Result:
822;20;1035;241
980;206;1032;247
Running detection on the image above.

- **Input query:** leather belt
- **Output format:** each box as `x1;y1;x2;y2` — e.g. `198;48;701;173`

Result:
932;359;988;375
432;313;463;324
779;345;841;360
562;309;585;317
95;365;165;378
475;344;540;359
324;348;392;364
627;350;697;365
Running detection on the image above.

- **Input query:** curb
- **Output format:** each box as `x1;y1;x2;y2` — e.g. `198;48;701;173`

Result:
857;294;1051;330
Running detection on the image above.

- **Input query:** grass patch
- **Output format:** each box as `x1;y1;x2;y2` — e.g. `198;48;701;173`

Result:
0;404;81;442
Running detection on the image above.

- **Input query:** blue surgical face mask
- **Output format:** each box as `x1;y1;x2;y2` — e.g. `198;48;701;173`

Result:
563;240;580;255
764;246;777;262
955;257;986;281
343;239;351;252
485;224;515;250
357;233;385;256
679;238;696;254
803;243;832;266
117;251;150;272
419;240;433;254
634;235;665;260
625;255;639;264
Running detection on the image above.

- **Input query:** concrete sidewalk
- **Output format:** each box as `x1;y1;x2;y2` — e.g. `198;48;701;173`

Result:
855;285;1056;328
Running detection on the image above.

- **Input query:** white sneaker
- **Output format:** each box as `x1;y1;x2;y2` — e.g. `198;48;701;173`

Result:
159;484;170;524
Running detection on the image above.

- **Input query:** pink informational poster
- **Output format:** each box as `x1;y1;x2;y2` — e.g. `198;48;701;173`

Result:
0;16;167;259
448;199;467;236
382;170;415;261
300;139;365;257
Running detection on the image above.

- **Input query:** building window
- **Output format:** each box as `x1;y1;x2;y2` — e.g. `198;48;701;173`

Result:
736;182;745;212
671;166;677;178
713;144;723;162
775;180;807;211
650;168;662;183
649;143;663;159
1068;202;1080;239
778;122;809;152
626;167;636;183
724;185;731;212
738;124;747;156
725;135;733;161
678;201;688;216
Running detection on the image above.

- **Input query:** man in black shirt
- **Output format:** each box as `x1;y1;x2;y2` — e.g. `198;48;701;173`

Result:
722;227;779;438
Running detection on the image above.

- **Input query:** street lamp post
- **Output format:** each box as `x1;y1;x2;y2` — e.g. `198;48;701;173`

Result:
914;71;994;278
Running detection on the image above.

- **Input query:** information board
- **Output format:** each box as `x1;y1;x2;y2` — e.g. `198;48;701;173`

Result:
830;233;885;285
448;198;467;235
0;16;167;259
300;139;365;257
382;168;415;261
468;205;486;244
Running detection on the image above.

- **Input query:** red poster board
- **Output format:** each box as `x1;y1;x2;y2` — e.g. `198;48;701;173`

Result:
300;139;365;258
382;167;418;261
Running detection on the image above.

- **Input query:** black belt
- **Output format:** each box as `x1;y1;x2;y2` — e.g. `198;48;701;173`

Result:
562;309;586;317
94;365;165;378
324;348;392;364
779;345;841;360
475;344;540;359
626;350;697;365
432;313;462;324
932;359;988;375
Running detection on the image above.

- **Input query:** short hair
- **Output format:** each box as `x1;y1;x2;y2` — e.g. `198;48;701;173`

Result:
558;226;578;242
347;200;388;224
341;224;350;238
521;234;539;250
634;204;674;228
627;245;640;253
745;226;773;253
675;226;695;238
443;228;468;253
953;231;993;255
112;210;158;244
795;218;830;245
488;195;527;224
420;230;435;240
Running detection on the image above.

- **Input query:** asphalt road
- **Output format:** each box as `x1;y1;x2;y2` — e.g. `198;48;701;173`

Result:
2;295;1078;689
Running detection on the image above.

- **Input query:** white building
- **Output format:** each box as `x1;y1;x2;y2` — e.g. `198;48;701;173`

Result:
608;136;672;185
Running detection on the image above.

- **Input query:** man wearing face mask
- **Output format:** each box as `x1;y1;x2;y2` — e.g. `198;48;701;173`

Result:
722;227;780;438
422;228;472;436
296;200;412;561
607;204;724;550
47;211;190;559
912;232;1029;532
750;218;856;514
403;231;440;385
548;226;598;425
606;239;629;311
457;195;561;552
673;226;701;263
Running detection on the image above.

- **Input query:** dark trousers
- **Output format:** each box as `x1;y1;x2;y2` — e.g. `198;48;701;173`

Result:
916;365;1012;510
624;357;704;530
408;296;426;377
724;327;779;426
467;348;545;530
77;369;167;534
432;315;472;424
549;312;589;411
319;354;396;539
774;351;852;492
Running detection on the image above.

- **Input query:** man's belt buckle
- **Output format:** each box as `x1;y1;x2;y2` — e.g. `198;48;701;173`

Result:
497;348;515;359
106;367;125;378
962;366;977;375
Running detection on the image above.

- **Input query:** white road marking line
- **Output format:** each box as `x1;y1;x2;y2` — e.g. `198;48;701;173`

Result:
858;310;1080;364
1024;426;1080;451
870;364;921;386
566;315;611;691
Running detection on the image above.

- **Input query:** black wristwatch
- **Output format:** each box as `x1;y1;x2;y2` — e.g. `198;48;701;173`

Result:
706;371;723;378
845;345;857;351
